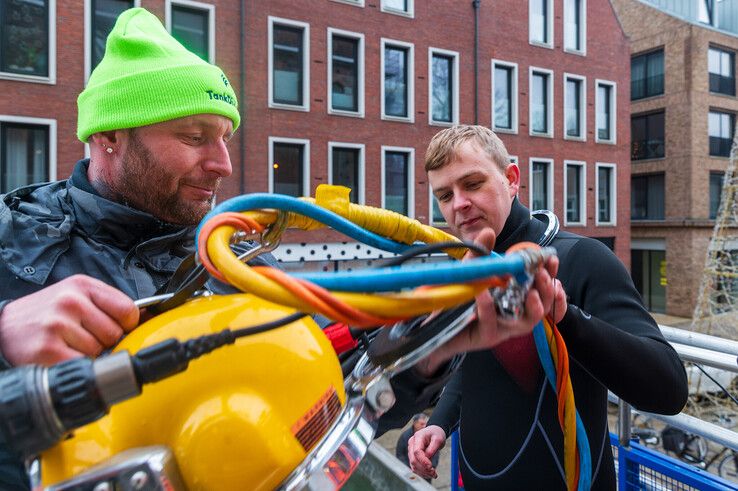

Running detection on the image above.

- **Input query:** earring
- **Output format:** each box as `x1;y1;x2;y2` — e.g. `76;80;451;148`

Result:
105;146;113;154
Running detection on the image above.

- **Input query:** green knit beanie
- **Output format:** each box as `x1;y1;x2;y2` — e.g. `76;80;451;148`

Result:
77;7;240;142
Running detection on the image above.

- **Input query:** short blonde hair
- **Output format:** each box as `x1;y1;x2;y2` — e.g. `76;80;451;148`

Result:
425;125;510;173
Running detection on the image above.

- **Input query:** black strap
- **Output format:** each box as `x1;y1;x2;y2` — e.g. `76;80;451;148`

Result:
147;253;210;315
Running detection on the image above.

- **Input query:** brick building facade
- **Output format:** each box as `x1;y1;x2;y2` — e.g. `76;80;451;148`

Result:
0;0;631;269
611;0;738;315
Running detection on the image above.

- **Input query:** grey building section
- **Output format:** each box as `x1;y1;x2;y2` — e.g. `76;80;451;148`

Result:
639;0;738;35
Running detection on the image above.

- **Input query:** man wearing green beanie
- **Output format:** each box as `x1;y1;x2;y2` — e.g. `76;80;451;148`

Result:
0;9;270;488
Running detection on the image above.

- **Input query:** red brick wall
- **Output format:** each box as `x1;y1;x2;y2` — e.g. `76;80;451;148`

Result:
0;0;632;262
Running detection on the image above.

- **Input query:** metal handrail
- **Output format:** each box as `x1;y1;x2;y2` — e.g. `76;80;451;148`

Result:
617;325;738;451
660;325;738;359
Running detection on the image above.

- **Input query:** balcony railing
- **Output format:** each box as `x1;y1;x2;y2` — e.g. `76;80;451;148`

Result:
710;74;736;96
631;74;665;100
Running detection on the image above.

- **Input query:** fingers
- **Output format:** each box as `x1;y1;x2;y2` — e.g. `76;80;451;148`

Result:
0;275;137;367
551;278;567;324
408;426;445;479
60;319;104;357
85;277;139;332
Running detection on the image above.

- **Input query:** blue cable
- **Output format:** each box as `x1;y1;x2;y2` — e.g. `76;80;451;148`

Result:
294;253;528;291
197;194;414;255
532;322;592;491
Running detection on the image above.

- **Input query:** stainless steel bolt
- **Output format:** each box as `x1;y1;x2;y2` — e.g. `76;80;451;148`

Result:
129;471;149;489
376;389;396;411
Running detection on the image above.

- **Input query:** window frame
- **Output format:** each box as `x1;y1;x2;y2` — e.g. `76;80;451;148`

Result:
428;47;460;126
631;172;665;221
595;162;617;226
380;38;414;123
381;145;415;218
268;16;310;112
380;0;414;18
563;0;586;55
429;184;446;226
529;66;554;138
563;160;586;226
0;115;57;191
631;48;664;101
268;136;310;196
0;0;57;84
563;72;586;141
331;0;365;6
631;110;665;161
708;109;735;158
595;79;617;144
491;59;519;134
529;0;554;49
327;27;365;118
165;0;215;63
710;171;725;220
708;45;736;96
327;141;365;205
529;157;554;212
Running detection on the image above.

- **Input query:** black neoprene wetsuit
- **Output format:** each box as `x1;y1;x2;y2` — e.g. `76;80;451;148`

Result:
427;198;688;490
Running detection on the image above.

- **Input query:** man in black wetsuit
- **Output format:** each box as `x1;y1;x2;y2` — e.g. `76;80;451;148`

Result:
406;125;688;489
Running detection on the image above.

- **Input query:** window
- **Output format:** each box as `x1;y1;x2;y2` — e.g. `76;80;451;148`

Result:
429;49;459;125
329;143;364;204
167;0;213;62
530;68;553;136
564;74;586;140
269;18;309;110
88;0;134;77
564;161;586;225
382;147;414;217
564;0;585;54
631;173;665;220
596;80;616;143
596;163;616;225
631;49;664;100
430;190;446;225
381;39;414;121
631;111;665;160
529;0;553;47
492;60;518;133
697;0;712;25
631;246;666;313
328;29;364;116
381;0;413;17
710;171;724;219
1;0;55;82
269;137;309;197
709;110;735;157
530;159;553;211
709;47;735;96
0;117;56;193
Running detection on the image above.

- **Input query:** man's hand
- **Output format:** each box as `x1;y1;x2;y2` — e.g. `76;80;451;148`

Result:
416;229;567;376
0;275;139;366
408;424;446;479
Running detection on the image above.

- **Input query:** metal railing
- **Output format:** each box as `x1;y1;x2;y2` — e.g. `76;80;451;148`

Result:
614;324;738;490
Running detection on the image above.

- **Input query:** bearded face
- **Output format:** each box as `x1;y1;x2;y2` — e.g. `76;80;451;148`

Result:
109;130;222;225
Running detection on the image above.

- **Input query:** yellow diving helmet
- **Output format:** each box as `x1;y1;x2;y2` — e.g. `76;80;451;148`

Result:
40;293;374;490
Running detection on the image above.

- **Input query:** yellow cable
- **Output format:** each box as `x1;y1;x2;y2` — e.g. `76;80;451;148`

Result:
207;226;489;317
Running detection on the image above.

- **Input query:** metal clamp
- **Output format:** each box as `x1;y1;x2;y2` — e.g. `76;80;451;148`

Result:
235;210;288;263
